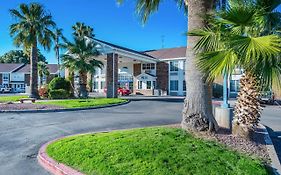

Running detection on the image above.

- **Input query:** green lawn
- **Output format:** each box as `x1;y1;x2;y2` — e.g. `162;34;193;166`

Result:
38;98;127;108
47;127;270;175
0;95;28;103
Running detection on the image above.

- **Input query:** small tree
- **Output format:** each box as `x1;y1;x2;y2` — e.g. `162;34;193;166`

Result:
38;61;50;87
62;24;103;98
53;28;67;77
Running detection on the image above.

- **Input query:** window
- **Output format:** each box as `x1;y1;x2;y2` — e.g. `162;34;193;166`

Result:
101;81;105;89
230;80;240;92
147;81;152;89
170;80;178;91
142;63;155;70
170;61;179;72
138;81;142;89
94;81;98;89
153;81;156;89
183;80;186;91
3;73;9;82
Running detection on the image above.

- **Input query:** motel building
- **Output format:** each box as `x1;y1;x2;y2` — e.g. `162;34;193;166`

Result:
71;39;242;98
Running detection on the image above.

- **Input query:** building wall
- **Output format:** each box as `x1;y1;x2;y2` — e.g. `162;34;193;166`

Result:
165;59;186;96
273;87;281;100
156;62;168;95
24;74;30;86
47;74;57;84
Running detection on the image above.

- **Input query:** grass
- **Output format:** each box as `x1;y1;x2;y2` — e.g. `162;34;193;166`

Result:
47;127;270;175
38;98;127;108
0;95;28;103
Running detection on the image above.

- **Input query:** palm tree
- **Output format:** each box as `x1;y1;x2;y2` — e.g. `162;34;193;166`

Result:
190;0;281;139
53;28;67;77
72;22;94;38
10;3;55;98
38;61;50;87
72;23;96;93
117;0;218;132
61;37;103;98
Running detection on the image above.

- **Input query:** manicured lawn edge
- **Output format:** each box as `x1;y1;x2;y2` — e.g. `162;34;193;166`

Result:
0;100;130;113
38;138;85;175
39;127;272;175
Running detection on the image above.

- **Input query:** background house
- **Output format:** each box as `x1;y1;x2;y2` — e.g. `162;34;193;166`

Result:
0;63;62;93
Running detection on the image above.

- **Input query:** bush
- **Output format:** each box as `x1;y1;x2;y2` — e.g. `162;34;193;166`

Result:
39;85;49;98
49;77;71;92
48;89;70;99
213;83;223;98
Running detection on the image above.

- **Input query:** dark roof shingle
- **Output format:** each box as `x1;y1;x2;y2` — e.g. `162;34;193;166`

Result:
145;47;186;59
15;64;59;74
0;64;23;73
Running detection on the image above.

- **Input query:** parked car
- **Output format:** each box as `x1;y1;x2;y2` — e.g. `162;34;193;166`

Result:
104;87;131;96
0;87;12;93
260;91;275;105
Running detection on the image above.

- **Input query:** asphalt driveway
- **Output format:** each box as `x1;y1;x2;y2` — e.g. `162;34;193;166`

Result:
0;98;280;175
0;99;182;175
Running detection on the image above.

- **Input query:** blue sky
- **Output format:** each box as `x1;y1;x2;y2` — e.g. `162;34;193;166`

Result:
0;0;187;63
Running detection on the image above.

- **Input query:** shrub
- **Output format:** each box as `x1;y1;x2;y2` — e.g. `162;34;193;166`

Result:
213;83;223;98
49;77;71;92
39;85;49;98
49;89;70;99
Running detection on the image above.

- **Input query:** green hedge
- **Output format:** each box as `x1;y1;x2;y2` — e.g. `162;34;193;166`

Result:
48;89;70;99
49;77;71;92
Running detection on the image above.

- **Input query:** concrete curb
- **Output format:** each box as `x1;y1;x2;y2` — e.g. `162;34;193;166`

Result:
0;100;130;114
38;138;85;175
260;124;281;175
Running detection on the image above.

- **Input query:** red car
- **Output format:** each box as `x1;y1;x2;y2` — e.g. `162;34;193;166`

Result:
104;87;131;96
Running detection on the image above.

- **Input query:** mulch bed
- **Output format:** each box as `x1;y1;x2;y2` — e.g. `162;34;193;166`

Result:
169;124;270;162
0;103;64;111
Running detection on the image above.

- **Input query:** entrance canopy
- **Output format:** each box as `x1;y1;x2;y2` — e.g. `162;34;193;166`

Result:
93;38;157;64
88;38;159;98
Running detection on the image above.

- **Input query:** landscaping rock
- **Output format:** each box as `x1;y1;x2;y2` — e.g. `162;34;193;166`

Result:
168;124;270;162
0;103;64;111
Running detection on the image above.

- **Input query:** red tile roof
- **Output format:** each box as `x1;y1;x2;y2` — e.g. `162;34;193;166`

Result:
145;47;186;59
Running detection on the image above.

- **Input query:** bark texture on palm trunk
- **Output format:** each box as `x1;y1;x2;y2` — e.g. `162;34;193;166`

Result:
30;41;39;99
79;71;88;98
182;0;218;132
56;44;60;77
87;72;93;92
232;72;262;139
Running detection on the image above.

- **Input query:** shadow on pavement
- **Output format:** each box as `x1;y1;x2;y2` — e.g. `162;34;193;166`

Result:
266;126;281;163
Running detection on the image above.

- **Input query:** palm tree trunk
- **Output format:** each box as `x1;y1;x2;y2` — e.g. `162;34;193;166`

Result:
87;72;93;92
182;0;218;132
30;40;39;99
79;71;88;98
56;42;60;77
40;75;43;87
232;72;261;139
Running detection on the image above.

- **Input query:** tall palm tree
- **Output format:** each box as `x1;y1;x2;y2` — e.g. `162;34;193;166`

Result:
72;22;94;38
118;0;218;131
190;0;281;139
53;28;67;77
38;61;50;87
10;3;55;98
61;37;103;98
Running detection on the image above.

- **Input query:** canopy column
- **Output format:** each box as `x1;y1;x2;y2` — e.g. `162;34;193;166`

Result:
106;53;118;98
